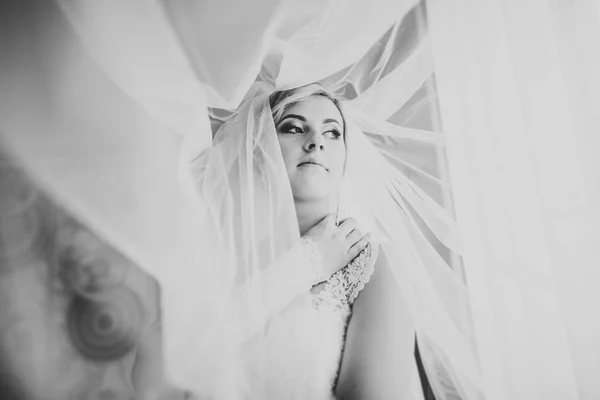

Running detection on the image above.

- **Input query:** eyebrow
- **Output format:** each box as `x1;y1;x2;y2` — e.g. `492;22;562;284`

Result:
280;114;306;123
280;114;342;127
323;118;341;126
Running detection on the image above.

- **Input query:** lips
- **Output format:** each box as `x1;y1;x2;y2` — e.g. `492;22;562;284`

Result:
298;160;328;171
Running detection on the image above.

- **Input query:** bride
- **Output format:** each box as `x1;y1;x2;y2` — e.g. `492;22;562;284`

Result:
199;84;385;399
133;83;423;400
131;81;482;400
210;84;432;399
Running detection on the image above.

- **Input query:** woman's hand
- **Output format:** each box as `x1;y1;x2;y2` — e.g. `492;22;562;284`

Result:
304;214;370;276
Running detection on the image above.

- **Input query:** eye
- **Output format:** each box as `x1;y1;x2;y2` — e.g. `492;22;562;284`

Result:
324;129;342;140
279;123;304;134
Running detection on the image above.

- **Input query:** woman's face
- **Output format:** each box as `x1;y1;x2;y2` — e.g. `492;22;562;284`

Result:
276;96;346;202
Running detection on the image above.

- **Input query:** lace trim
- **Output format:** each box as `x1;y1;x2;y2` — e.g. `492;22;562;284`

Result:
311;242;379;312
345;242;378;304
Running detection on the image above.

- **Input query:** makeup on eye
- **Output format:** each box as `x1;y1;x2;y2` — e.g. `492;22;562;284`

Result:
324;129;342;139
279;122;305;134
279;124;341;140
278;119;342;139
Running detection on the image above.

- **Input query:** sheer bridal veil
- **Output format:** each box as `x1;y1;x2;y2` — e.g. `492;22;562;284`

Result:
57;1;484;399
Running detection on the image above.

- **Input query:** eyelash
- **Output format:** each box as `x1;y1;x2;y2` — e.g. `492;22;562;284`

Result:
326;130;342;140
280;125;342;140
285;126;303;134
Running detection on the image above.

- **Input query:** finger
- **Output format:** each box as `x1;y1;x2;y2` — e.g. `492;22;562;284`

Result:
344;228;363;246
347;234;370;259
337;218;357;236
317;214;337;227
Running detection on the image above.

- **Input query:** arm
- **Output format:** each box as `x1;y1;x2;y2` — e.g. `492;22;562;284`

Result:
335;249;417;400
223;216;371;344
220;236;330;344
130;237;327;400
132;218;369;398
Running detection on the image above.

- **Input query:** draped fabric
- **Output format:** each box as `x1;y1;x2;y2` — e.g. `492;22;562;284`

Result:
54;1;487;398
3;0;597;399
0;0;544;399
427;1;600;399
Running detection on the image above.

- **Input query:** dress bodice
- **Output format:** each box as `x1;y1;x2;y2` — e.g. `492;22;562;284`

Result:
216;243;379;400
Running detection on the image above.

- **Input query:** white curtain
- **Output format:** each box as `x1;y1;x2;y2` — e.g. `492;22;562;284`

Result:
427;0;600;399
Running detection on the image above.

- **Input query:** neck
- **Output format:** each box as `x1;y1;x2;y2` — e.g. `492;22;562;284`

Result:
295;197;336;235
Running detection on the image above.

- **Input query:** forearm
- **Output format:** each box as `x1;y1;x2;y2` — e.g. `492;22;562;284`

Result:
226;236;329;341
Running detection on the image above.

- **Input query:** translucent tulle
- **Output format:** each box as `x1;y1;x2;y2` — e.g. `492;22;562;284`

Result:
57;0;485;399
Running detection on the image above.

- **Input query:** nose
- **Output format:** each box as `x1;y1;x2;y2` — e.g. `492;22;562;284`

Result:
303;133;325;152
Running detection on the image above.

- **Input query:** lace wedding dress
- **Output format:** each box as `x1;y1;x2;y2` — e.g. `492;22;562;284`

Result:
206;242;426;400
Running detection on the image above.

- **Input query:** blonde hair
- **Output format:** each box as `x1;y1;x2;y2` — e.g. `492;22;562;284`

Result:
269;83;346;138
